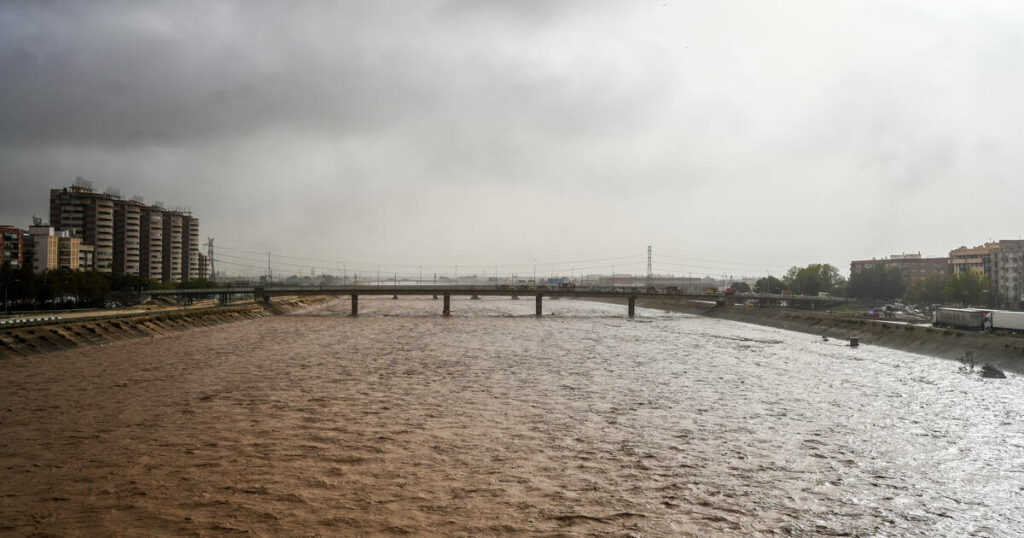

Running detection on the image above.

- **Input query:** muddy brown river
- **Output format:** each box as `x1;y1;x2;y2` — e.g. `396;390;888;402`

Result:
1;298;1022;536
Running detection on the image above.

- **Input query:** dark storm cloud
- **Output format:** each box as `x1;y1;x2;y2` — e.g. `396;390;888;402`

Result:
0;0;651;149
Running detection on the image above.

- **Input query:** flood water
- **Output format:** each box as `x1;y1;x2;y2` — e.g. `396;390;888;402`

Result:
1;297;1022;536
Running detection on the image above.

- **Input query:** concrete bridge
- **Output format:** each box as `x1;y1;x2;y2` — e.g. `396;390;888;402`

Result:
148;286;851;318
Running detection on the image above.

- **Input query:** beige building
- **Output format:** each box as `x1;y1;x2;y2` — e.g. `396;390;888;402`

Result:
26;225;81;272
948;243;999;276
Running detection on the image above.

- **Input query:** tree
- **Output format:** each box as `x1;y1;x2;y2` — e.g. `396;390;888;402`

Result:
754;276;786;294
904;274;945;305
848;265;905;300
943;270;988;307
782;263;845;296
729;281;751;293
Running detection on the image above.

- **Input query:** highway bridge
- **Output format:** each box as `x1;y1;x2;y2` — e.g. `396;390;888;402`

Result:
148;286;851;318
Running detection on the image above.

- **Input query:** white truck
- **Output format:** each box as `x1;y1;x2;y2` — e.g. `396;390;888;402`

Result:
990;310;1024;332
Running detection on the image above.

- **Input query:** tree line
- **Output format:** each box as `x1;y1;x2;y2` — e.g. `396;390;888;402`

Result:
1;263;219;311
730;262;991;307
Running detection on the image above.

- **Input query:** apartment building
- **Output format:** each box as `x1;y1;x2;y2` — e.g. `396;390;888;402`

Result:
849;253;951;284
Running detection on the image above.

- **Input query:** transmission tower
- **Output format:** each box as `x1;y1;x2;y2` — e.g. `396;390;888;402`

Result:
646;245;653;286
207;238;215;280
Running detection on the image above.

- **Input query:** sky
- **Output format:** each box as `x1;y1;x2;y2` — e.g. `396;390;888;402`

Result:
2;0;1024;279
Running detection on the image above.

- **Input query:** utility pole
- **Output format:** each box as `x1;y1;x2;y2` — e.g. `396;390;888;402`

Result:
267;251;272;282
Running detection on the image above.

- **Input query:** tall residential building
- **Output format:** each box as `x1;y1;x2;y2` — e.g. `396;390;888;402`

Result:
162;212;183;283
49;181;114;273
1;226;23;269
112;198;143;276
849;253;951;284
139;206;163;280
181;214;201;281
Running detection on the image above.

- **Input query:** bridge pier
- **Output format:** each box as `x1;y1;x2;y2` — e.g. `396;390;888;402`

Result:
536;294;543;317
628;295;636;318
511;295;519;300
443;294;451;316
351;294;358;316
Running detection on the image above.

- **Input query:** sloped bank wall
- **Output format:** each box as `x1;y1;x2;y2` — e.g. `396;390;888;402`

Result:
0;298;328;360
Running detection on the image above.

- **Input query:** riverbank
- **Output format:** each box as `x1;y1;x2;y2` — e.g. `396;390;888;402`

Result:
0;297;328;360
620;297;1024;374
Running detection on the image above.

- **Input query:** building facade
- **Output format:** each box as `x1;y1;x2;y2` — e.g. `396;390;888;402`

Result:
139;206;163;281
161;212;183;283
948;243;1000;277
112;198;143;276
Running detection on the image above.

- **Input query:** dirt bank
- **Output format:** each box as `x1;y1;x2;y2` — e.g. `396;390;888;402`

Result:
614;297;1024;374
0;297;329;360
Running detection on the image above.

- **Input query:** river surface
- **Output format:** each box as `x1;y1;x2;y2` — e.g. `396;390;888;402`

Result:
1;298;1022;536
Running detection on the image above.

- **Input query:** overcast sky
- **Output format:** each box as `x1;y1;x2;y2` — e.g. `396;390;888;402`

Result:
2;0;1023;279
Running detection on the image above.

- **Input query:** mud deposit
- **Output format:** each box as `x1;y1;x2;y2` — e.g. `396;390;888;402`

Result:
1;298;1022;536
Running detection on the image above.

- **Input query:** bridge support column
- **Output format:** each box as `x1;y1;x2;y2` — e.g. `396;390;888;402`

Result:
443;294;451;316
628;295;636;318
219;293;228;305
351;294;358;316
536;294;543;317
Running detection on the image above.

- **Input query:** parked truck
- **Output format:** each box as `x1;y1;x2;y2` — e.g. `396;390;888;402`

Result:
933;308;990;330
989;310;1024;332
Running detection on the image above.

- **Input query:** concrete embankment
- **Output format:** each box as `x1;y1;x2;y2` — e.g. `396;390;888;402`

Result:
606;297;1024;374
0;297;329;360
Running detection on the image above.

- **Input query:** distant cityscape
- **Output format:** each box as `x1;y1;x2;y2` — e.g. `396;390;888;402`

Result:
851;242;1024;309
1;179;1022;308
0;178;205;284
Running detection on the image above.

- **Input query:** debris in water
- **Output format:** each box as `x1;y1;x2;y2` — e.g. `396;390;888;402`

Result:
981;365;1006;379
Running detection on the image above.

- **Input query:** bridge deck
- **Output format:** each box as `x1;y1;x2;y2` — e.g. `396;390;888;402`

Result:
149;285;848;304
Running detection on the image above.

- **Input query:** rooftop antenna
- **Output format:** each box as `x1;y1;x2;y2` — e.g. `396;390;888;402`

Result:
73;176;93;192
